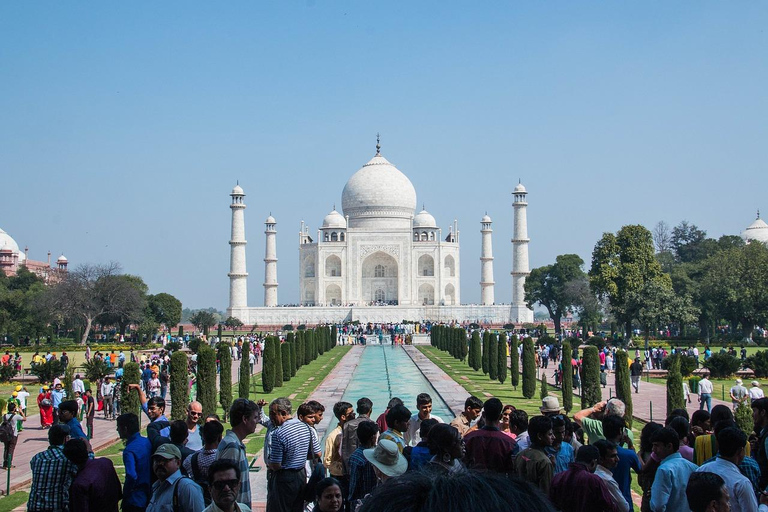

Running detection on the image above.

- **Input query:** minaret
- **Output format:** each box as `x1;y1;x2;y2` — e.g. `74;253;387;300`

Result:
480;214;495;305
511;181;533;322
228;184;248;313
263;214;278;307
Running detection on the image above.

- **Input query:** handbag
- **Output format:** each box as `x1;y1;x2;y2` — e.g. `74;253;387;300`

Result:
303;425;326;502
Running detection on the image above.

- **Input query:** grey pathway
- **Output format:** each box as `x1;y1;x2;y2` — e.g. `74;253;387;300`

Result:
402;345;468;417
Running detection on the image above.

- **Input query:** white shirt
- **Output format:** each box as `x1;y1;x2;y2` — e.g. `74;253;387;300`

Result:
750;387;765;400
404;413;443;446
698;378;714;394
16;390;29;409
202;503;251;512
73;379;85;394
595;464;630;512
697;457;758;512
101;381;115;397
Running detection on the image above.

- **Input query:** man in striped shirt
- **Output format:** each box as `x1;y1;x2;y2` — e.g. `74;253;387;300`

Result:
217;398;259;507
28;424;78;512
267;397;321;512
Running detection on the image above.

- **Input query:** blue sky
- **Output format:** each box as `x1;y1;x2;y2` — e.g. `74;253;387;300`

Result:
1;2;766;311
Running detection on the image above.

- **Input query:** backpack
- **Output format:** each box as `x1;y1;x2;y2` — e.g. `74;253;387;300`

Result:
0;414;15;443
188;452;212;506
172;475;203;512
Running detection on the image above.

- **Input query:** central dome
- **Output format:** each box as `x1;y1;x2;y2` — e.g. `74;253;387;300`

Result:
341;153;417;225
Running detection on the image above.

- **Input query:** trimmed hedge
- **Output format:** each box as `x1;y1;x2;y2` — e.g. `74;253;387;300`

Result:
561;340;573;413
540;373;548;400
666;354;685;417
274;336;284;388
239;341;251;399
121;362;142;418
614;350;633;427
281;340;291;383
170;351;189;421
581;346;601;409
522;337;536;399
497;332;508;384
510;335;520;389
262;337;276;394
489;333;499;381
218;344;233;421
469;330;481;371
482;331;490;374
196;345;217;419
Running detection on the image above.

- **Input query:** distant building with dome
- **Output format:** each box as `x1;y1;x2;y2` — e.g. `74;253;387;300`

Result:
226;139;534;327
0;227;68;282
742;211;768;245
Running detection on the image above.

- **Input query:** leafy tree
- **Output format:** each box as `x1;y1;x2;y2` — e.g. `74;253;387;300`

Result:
148;293;182;328
747;351;768;378
581;346;601;409
510;335;520;389
224;316;244;333
196;345;217;418
121;362;142;417
488;333;499;381
525;254;587;334
625;280;699;346
563;276;603;340
671;221;708;263
540;373;548;399
0;267;48;341
482;331;490;374
218;343;232;421
561;340;573;413
735;401;754;436
703;353;741;378
62;366;75;397
281;339;291;383
614;350;633;427
190;310;217;336
262;337;276;394
170;351;189;420
92;274;148;336
497;332;508;384
83;358;111;395
287;332;297;377
239;340;251;398
666;354;685;417
468;330;481;371
522;337;536;399
589;225;671;341
661;354;698;378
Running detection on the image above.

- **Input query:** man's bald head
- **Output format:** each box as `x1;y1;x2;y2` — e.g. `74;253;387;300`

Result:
187;401;203;425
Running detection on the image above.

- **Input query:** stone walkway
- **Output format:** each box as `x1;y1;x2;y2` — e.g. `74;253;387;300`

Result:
402;345;467;417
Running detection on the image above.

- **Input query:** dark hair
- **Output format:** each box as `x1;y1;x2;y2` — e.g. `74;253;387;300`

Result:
202;420;224;445
333;401;353;421
356;468;556;512
650;427;680;452
59;400;78;415
710;405;733;426
117;413;140;435
602;414;626;441
230;398;259;427
207;458;241;485
49;424;70;445
427;424;461;457
639;422;663;454
315;477;342;502
690;410;711;428
593;439;617;459
416;393;432;407
527;416;553;445
482;398;503;422
575;444;600;464
713;419;737;437
7;403;15;413
509;410;529;432
752;397;768;414
297;403;313;418
357;420;379;444
306;400;325;413
62;438;89;466
686;472;726;512
147;396;166;411
386;404;412;427
464;396;483;410
667;417;690;444
420;418;440;439
357;398;373;415
716;427;747;458
666;408;690;424
387;397;403;409
551;415;566;430
170;420;189;444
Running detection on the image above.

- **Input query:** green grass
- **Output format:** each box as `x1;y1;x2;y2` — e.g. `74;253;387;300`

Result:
0;491;29;512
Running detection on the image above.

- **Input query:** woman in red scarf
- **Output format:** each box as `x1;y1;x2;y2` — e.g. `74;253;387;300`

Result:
37;386;53;428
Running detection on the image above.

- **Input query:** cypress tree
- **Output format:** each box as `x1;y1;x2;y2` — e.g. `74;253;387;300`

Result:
218;343;232;421
510;335;520;389
303;330;312;365
239;340;251;399
482;331;490;374
561;340;573;414
451;328;459;359
281;339;291;383
288;333;297;377
666;354;685;417
489;333;499;381
170;351;189;420
522;337;536;399
540;373;549;399
331;325;338;347
296;331;305;369
274;337;284;387
196;345;217;419
121;362;142;418
614;349;633;427
459;328;468;362
217;324;223;340
310;330;318;362
469;330;481;371
262;337;276;394
318;327;326;356
497;332;508;384
581;346;602;409
178;325;184;338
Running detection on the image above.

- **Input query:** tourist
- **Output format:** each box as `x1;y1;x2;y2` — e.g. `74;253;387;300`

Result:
341;397;374;476
83;388;95;439
185;420;224;507
463;397;516;474
649;428;698;512
58;400;87;440
403;418;436;469
550;445;621;512
313;477;343;512
364;438;408;486
117;413;153;512
15;385;29;431
509;409;530;452
405;393;444;447
630;358;644;393
101;376;115;419
540;396;564;417
255;398;277;463
267;397;321;512
63;438;122;511
549;415;575;475
685;472;730;512
730;378;749;409
426;423;465;474
218;398;259;507
500;404;516;437
637;422;663;512
203;458;250;512
693;405;733;465
753;397;768;489
170;420;196;462
667;417;693;462
380;404;411;453
513;415;555;494
324;401;354;490
698;374;714;412
51;382;65;425
2;402;24;469
603;415;641;510
376;397;402;433
147;443;205;512
593;440;629;512
696;426;759;511
449;396;483;436
347;420;379;504
128;384;171;442
750;381;765;402
148;371;162;398
38;385;53;428
28;425;78;512
574;399;634;446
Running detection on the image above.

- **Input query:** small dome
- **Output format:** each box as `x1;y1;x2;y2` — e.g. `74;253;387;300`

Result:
742;213;768;245
57;255;68;262
231;185;244;195
514;182;527;193
0;228;21;259
322;209;347;229
481;214;492;223
413;209;437;229
265;215;276;224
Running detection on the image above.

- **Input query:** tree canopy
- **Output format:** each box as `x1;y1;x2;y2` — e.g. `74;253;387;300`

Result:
525;254;588;334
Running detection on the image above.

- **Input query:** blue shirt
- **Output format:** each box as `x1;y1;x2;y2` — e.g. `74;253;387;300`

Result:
65;417;87;439
650;452;698;512
123;432;152;508
51;389;65;409
141;403;171;437
611;446;642;511
547;441;575;474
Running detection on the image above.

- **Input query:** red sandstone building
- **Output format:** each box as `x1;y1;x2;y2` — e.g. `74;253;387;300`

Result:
0;227;68;283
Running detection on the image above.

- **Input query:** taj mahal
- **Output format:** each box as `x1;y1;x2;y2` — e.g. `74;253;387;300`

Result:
226;139;535;327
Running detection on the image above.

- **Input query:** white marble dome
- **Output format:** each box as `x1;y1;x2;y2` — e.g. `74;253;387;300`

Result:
57;255;68;263
322;209;346;229
413;209;437;229
0;228;24;262
341;153;417;221
514;182;527;193
742;213;768;245
231;185;244;195
482;214;492;223
265;215;276;224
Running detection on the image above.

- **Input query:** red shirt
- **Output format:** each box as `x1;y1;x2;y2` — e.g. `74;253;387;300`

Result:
550;462;620;512
463;427;517;473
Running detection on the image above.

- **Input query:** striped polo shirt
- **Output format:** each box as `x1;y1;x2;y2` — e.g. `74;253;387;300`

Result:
269;418;320;470
217;430;251;505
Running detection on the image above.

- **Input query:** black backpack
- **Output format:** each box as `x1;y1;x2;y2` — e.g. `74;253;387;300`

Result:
0;414;15;443
188;452;212;506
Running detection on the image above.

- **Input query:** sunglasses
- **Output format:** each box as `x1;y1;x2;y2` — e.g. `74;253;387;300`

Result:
211;479;239;491
189;411;202;417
